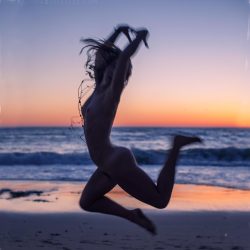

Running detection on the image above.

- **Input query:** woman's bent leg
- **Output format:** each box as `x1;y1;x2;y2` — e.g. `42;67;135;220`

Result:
107;135;201;209
80;168;126;216
156;135;202;204
79;168;156;234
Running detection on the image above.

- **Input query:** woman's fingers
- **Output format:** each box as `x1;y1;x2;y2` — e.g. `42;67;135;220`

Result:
116;25;131;33
115;25;149;47
116;25;134;42
143;38;149;48
135;29;149;48
123;30;132;42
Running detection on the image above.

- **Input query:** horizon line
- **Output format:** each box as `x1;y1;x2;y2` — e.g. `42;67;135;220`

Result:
1;125;250;129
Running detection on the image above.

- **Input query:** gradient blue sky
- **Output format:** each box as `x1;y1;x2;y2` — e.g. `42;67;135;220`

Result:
0;0;250;126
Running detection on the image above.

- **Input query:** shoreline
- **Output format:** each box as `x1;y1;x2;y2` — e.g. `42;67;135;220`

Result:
1;178;250;191
0;180;250;213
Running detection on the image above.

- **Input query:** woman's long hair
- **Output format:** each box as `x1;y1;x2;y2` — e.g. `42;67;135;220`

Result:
78;38;122;126
80;38;121;83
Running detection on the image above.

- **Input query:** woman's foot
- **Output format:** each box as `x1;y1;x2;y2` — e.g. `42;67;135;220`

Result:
173;135;202;149
130;208;156;235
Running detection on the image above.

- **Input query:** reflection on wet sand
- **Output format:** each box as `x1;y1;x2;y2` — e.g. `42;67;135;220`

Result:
0;181;249;212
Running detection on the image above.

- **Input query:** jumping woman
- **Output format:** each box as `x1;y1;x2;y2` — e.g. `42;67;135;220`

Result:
79;25;201;234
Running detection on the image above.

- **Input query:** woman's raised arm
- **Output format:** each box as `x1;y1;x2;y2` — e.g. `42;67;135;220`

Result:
110;29;149;96
105;25;133;44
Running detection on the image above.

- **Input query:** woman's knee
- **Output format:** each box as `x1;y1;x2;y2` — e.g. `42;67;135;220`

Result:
155;200;169;209
79;195;92;211
151;196;170;209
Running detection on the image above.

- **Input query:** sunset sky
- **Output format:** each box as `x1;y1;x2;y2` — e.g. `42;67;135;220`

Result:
0;0;250;127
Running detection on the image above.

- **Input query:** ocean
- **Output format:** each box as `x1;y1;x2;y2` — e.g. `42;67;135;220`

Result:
0;127;249;190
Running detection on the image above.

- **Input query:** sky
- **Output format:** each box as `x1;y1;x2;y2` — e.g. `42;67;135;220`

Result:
0;0;250;127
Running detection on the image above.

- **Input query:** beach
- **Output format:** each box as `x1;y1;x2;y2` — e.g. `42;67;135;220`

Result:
0;181;250;250
0;127;250;249
1;211;250;250
2;0;250;247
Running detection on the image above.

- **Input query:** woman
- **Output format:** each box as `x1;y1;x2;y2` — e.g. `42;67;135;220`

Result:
79;25;201;234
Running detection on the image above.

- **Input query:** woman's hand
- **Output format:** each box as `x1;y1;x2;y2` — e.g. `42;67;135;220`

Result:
116;25;135;43
134;29;149;48
115;25;149;48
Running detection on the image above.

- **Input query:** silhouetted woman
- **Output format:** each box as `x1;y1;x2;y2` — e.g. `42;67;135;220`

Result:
79;25;201;234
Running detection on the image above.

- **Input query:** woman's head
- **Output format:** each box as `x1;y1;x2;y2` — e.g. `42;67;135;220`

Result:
80;38;132;86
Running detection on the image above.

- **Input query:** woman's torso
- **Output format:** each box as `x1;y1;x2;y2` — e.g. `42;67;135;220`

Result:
81;64;121;165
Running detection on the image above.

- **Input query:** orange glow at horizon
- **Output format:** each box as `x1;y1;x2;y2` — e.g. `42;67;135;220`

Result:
114;107;241;127
1;101;249;128
1;79;249;127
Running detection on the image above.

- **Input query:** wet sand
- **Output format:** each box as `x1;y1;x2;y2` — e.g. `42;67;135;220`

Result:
0;181;250;212
0;181;250;249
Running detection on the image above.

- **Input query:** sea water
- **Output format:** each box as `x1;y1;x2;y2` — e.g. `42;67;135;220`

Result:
0;127;249;189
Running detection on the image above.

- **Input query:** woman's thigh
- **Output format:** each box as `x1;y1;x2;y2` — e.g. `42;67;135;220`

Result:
80;168;116;204
103;147;161;206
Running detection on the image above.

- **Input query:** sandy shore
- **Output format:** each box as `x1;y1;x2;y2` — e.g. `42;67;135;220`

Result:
0;181;250;249
0;211;250;250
